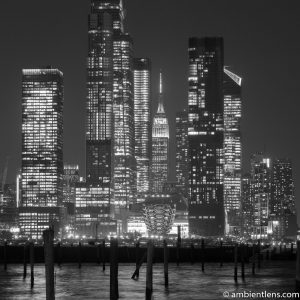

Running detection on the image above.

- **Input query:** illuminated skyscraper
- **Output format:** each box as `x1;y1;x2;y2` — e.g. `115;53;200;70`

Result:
86;1;135;215
134;58;151;202
223;67;242;234
175;110;189;197
151;72;169;193
188;37;224;236
63;164;80;205
250;153;271;239
241;173;253;237
271;158;296;237
19;67;64;239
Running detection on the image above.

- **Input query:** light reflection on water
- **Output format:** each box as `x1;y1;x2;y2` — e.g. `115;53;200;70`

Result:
0;261;296;299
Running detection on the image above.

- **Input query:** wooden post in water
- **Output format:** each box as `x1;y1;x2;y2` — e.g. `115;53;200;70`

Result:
252;243;255;275
257;240;261;269
234;243;238;282
201;238;205;272
291;243;294;254
23;243;27;279
4;241;7;270
57;242;61;267
110;239;119;300
30;242;34;289
102;240;106;271
164;240;168;287
43;229;55;300
78;242;82;269
190;243;194;265
135;242;140;278
241;244;245;280
220;240;223;267
296;241;300;290
146;240;154;300
279;243;282;254
176;225;181;266
97;244;101;265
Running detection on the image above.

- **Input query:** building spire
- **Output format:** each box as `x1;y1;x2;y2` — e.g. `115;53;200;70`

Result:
157;70;165;114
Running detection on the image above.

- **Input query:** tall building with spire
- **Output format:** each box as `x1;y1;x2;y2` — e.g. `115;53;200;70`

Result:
134;58;151;202
86;0;135;224
188;37;225;236
19;67;64;239
151;72;169;193
223;67;242;235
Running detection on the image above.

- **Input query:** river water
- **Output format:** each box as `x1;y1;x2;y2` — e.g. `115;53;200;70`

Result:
0;261;297;299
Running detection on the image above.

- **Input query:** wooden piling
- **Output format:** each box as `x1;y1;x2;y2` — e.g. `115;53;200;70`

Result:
234;243;238;282
57;242;61;267
190;243;194;265
23;243;27;278
257;240;261;269
4;241;7;270
78;242;82;269
102;240;106;271
220;240;223;267
97;244;101;265
146;240;154;300
43;229;55;300
135;242;140;278
252;243;255;275
30;242;34;289
164;240;168;287
291;243;294;254
131;251;147;279
176;225;181;266
296;241;300;290
110;239;119;300
201;238;205;272
241;244;245;280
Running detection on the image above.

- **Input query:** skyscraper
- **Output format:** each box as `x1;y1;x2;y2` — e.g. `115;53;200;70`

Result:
63;164;80;205
134;58;151;203
223;67;242;234
151;73;169;193
86;1;135;217
250;153;271;239
188;37;225;236
19;67;64;239
241;173;253;237
271;158;297;237
175;110;189;197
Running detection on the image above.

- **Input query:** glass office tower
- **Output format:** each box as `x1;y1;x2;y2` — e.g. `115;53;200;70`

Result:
188;37;225;237
151;73;169;193
19;67;64;239
134;58;151;203
175;110;189;197
87;1;135;217
223;67;242;235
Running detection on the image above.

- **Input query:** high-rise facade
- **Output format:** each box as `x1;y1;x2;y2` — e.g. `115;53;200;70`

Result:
63;164;80;205
250;153;271;239
134;58;151;202
175;110;189;197
151;73;169;193
188;37;225;236
19;67;64;239
223;67;242;234
86;0;135;215
271;158;296;237
241;173;253;237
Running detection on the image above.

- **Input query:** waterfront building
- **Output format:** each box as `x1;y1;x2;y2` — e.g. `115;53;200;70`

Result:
188;37;225;236
134;58;151;203
19;67;64;239
250;153;271;239
223;67;242;235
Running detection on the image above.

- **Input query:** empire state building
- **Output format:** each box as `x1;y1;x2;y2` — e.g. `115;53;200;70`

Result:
151;72;169;193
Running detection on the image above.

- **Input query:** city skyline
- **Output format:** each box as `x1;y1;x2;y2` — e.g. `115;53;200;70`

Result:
0;0;299;219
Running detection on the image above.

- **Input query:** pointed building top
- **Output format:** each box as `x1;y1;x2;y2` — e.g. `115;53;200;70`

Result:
157;70;165;114
224;67;242;86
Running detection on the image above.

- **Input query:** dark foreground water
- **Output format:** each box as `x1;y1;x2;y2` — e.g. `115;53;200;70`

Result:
0;261;298;299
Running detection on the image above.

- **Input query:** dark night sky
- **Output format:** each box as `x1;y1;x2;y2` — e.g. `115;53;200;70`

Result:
0;1;300;219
